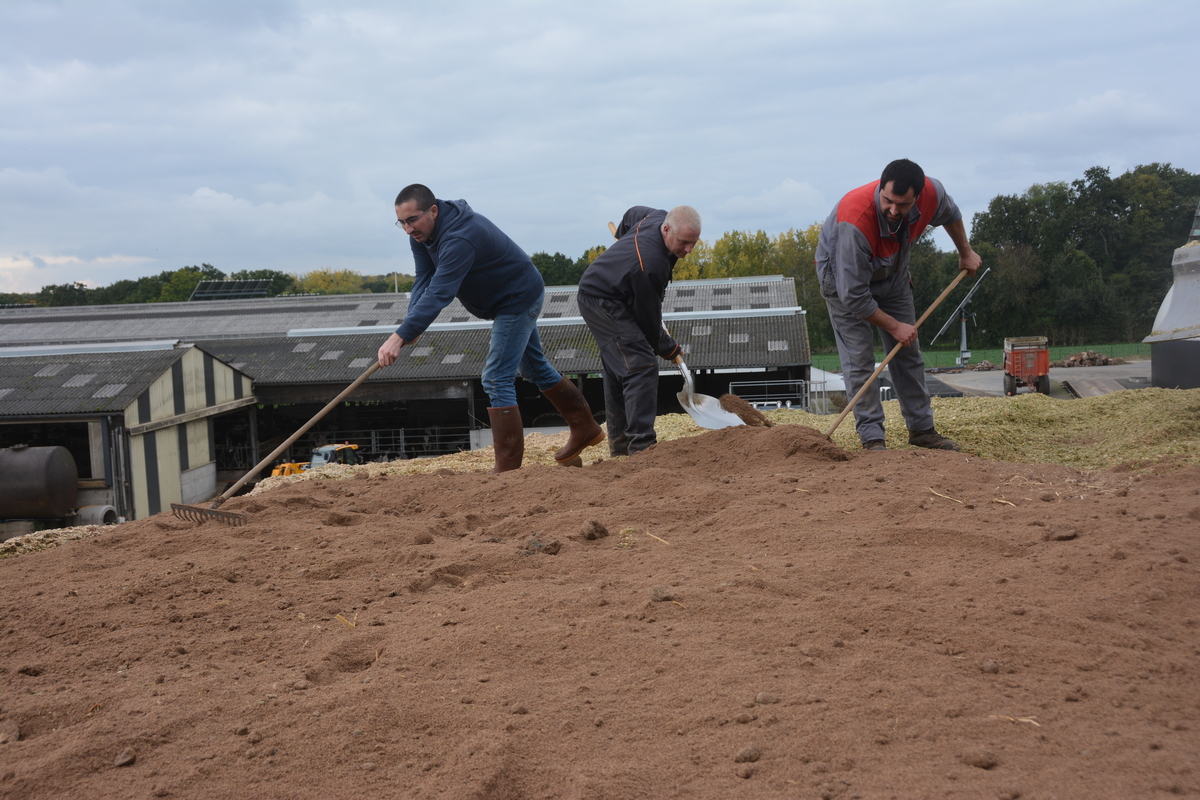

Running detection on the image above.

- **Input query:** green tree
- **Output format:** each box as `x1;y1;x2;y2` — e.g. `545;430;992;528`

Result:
768;226;820;282
92;276;165;305
971;181;1076;258
969;242;1050;344
1048;246;1112;345
578;245;606;267
710;230;774;277
36;282;90;307
1107;164;1200;337
292;268;363;295
531;251;584;286
971;163;1199;344
529;246;612;286
1069;166;1123;271
360;273;414;293
570;245;608;280
0;291;35;306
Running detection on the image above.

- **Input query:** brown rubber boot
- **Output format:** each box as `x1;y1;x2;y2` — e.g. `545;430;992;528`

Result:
487;406;524;473
541;377;605;464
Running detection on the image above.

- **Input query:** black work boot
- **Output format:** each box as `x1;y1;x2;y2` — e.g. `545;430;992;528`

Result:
908;428;961;451
487;406;524;473
862;440;887;451
541;377;605;464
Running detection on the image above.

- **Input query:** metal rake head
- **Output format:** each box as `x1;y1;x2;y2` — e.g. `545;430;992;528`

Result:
170;503;248;527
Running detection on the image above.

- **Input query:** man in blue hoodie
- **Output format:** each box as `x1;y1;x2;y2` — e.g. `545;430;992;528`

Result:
377;184;603;473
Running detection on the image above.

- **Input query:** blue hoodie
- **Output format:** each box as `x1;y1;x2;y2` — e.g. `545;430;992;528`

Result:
396;199;544;342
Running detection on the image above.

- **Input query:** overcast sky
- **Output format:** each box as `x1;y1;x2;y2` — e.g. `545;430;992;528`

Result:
2;0;1197;293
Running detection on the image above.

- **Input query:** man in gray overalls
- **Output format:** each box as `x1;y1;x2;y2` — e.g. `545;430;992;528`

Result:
816;159;981;451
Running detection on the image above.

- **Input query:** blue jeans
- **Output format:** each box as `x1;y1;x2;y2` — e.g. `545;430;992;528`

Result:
482;286;562;407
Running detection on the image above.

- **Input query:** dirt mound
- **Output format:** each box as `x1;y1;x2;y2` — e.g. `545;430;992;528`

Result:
628;423;846;478
2;424;1198;799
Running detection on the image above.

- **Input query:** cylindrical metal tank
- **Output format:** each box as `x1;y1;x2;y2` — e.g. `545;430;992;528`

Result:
0;445;79;519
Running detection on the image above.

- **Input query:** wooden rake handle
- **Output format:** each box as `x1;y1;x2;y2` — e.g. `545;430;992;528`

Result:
824;270;969;439
213;362;382;507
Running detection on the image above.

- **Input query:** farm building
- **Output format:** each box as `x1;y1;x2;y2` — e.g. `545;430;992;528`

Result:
0;343;255;524
1;277;813;519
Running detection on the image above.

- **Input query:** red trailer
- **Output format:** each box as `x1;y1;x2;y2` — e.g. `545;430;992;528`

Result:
1004;336;1050;396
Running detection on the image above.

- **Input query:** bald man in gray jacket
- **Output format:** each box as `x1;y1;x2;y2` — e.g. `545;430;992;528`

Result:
578;205;701;456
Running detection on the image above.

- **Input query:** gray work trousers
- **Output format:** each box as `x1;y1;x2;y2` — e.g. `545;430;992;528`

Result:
577;294;660;456
822;272;934;444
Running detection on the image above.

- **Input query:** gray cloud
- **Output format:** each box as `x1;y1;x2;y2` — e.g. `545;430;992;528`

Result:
1;0;1197;292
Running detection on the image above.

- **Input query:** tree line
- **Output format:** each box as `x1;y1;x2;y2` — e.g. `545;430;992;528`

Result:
7;164;1195;352
966;163;1198;346
1;254;608;309
1;266;416;308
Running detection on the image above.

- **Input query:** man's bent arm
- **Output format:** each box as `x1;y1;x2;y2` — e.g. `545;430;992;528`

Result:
616;206;654;239
942;219;982;276
396;238;476;342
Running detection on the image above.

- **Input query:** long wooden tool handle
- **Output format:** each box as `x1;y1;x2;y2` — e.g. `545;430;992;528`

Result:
607;221;617;239
824;270;970;439
214;361;382;505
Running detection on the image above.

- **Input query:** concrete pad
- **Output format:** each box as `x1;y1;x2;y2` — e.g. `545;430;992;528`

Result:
929;359;1153;398
1061;378;1128;398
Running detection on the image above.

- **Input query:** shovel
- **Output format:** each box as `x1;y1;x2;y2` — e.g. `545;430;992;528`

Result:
665;324;744;430
172;362;381;526
674;354;745;429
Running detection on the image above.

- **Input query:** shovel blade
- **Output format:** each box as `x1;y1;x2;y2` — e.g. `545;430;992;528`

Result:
677;391;746;429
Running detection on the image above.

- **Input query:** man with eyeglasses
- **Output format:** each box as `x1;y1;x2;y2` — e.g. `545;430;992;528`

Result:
816;159;981;453
577;205;700;457
378;184;604;473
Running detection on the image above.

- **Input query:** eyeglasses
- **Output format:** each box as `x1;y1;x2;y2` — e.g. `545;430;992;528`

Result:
395;208;432;229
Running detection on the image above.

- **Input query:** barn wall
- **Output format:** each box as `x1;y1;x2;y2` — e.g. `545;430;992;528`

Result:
124;347;251;518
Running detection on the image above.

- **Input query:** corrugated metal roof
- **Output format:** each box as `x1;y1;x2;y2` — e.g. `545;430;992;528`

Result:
288;306;805;338
0;348;186;417
0;276;800;346
0;346;256;419
200;310;810;386
660;278;795;314
0;297;387;346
